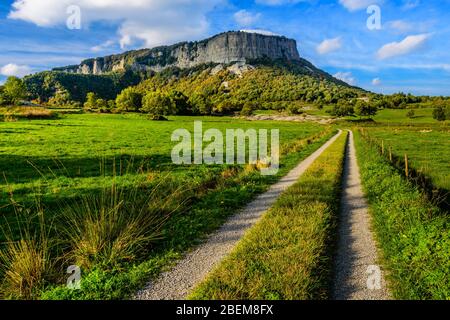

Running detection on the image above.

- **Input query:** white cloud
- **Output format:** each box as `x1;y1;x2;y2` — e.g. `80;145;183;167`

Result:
8;0;221;49
234;10;261;27
240;29;280;36
91;40;116;53
316;37;342;55
333;72;356;85
339;0;383;11
386;20;414;33
0;63;32;77
377;33;430;60
372;78;382;86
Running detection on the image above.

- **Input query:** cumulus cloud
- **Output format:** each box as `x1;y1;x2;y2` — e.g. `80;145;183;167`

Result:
8;0;221;49
234;10;261;27
339;0;383;11
316;37;342;55
0;63;32;77
377;33;430;60
333;72;356;85
372;78;382;86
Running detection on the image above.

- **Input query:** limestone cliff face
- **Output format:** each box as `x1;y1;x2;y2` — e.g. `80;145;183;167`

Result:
55;31;301;75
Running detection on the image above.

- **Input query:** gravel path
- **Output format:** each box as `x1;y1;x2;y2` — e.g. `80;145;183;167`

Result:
333;130;390;300
135;130;343;300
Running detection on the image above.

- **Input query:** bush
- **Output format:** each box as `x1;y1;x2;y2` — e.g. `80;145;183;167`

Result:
240;102;255;116
433;106;447;121
116;87;142;112
406;109;415;119
141;91;175;120
189;93;212;115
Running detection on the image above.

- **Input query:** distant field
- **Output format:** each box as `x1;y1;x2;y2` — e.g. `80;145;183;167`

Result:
364;126;450;191
372;108;438;124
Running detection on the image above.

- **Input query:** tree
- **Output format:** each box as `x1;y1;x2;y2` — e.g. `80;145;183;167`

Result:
354;100;378;119
406;109;415;119
3;76;27;105
84;92;99;111
433;106;447;121
331;101;354;117
48;84;71;107
168;90;190;115
0;85;6;106
189;93;212;115
115;87;142;112
141;91;175;120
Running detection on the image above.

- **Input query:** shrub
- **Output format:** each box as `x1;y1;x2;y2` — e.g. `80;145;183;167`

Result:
115;87;142;112
240;102;255;116
141;91;175;120
433;106;447;121
406;109;415;119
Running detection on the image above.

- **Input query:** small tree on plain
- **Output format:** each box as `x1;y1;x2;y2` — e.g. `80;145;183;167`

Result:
433;106;447;121
3;76;27;105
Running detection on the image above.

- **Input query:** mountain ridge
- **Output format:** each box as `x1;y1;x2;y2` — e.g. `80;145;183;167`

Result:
54;31;301;75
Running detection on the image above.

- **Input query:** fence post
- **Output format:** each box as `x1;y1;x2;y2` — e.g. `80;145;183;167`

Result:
405;154;409;177
389;147;393;162
381;140;385;156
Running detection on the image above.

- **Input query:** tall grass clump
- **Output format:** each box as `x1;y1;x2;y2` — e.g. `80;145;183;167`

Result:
190;132;348;300
59;180;185;270
354;130;450;300
0;211;55;300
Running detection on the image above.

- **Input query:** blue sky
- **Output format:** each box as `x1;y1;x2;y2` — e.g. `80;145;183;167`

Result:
1;0;449;96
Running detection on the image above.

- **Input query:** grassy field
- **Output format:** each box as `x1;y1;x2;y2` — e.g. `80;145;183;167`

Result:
0;113;333;299
0;114;326;212
358;126;449;191
354;131;450;299
189;132;347;300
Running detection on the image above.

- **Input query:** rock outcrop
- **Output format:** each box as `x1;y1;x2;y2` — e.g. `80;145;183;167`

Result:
55;31;301;75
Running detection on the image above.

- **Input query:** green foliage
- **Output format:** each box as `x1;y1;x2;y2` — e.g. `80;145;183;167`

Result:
354;100;378;119
2;76;27;105
433;106;447;121
331;100;354;117
115;87;142;112
24;70;142;103
188;92;212;115
406;109;415;119
240;102;255;116
168;90;191;115
141;91;175;120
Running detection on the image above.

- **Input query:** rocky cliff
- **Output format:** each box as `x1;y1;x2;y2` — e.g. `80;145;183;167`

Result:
55;31;301;75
